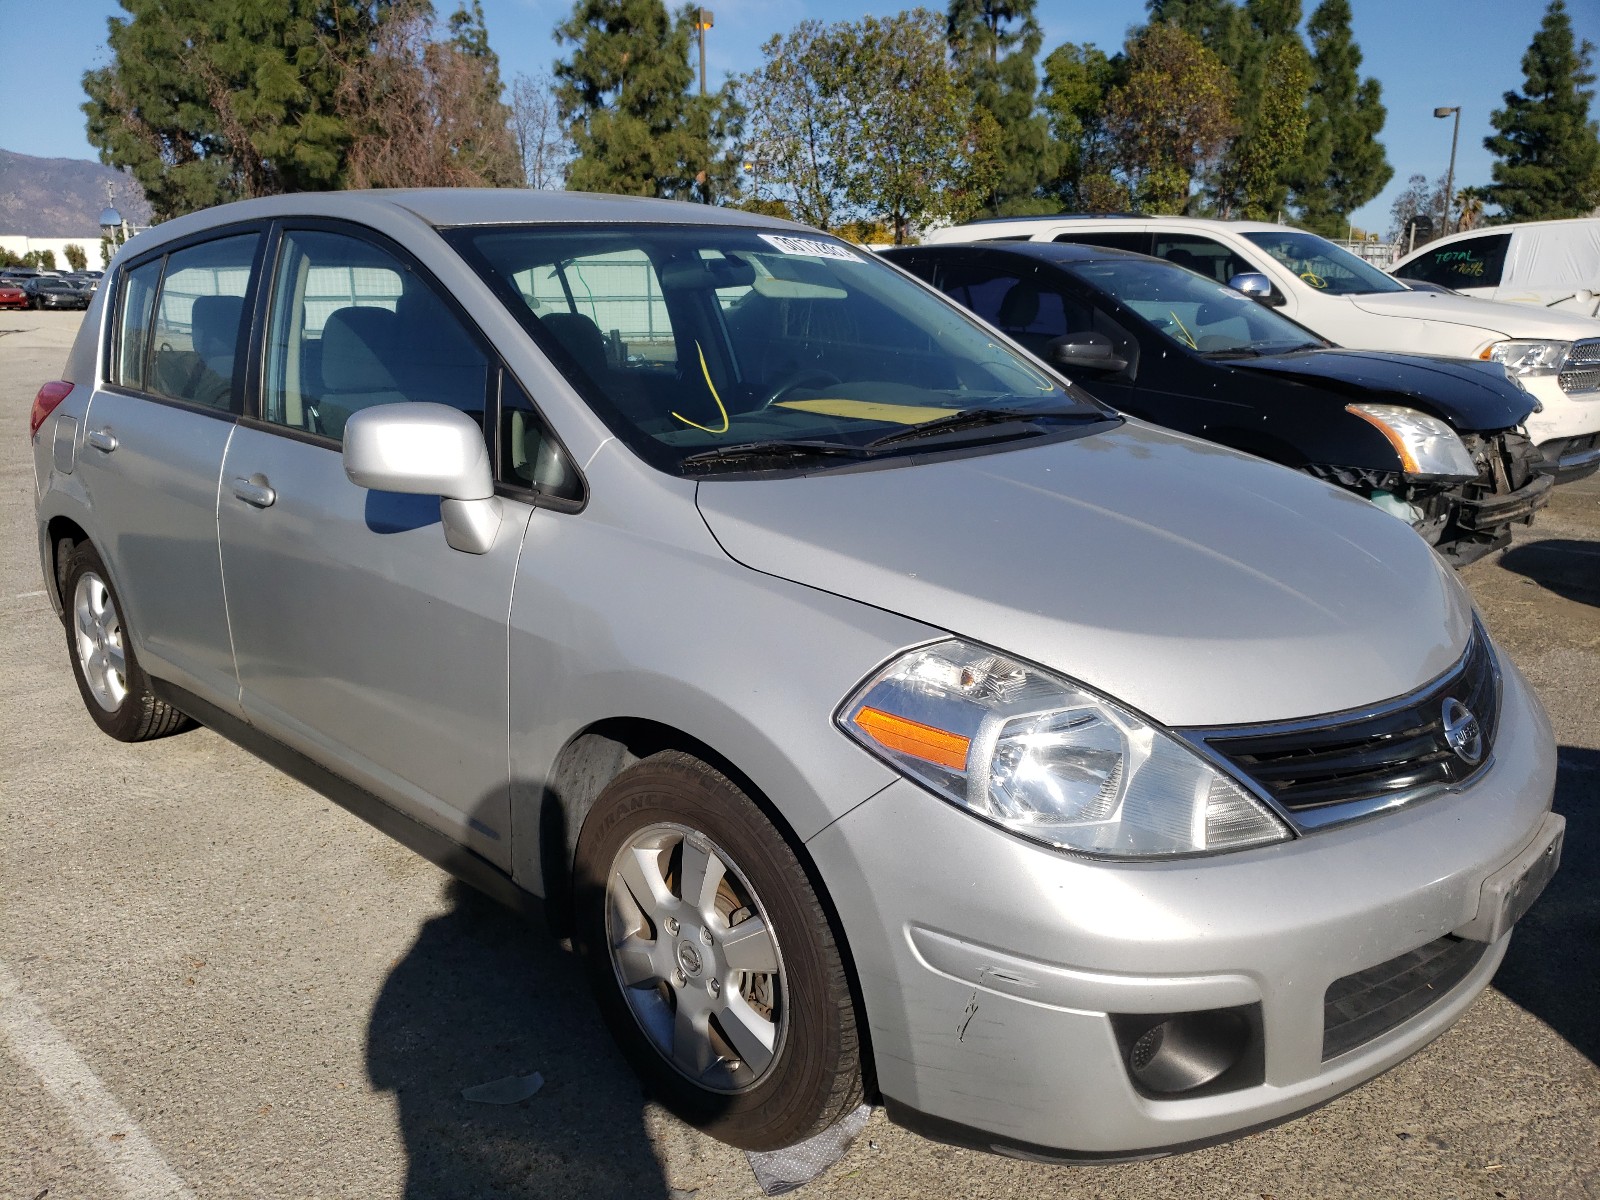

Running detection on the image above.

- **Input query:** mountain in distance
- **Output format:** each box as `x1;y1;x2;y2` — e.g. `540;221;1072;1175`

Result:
0;148;153;238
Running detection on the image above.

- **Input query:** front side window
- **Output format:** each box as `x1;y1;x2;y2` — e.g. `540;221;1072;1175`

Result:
263;229;492;442
1394;234;1511;289
147;234;260;411
1150;234;1255;286
448;224;1107;475
115;258;161;391
1074;257;1328;356
937;263;1093;359
1052;231;1152;254
1241;230;1406;295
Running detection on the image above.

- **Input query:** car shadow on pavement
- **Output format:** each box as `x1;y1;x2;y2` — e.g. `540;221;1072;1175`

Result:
1497;540;1600;608
1491;744;1599;1065
366;878;674;1199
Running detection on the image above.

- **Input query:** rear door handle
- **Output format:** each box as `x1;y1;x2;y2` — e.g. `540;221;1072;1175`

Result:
232;474;276;509
86;428;118;452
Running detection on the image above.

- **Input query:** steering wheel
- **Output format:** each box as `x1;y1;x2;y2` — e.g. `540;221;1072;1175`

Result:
761;369;843;408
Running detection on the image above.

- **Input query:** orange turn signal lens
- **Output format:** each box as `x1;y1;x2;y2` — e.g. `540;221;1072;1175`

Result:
853;706;971;771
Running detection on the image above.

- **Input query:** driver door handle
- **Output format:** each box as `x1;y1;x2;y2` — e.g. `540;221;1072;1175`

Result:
232;474;276;509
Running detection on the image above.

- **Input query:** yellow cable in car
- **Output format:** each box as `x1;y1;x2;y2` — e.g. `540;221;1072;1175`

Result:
672;341;731;434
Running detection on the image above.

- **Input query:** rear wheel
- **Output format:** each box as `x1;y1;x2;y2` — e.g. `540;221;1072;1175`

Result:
573;751;863;1150
62;542;194;742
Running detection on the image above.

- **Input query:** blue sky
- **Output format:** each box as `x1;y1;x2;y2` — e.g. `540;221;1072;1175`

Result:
4;0;1597;235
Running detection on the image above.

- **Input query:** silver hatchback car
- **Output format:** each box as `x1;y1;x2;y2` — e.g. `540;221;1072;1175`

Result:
31;191;1561;1161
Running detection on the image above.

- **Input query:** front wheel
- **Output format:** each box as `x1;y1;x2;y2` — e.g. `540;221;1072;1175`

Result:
573;751;863;1150
62;541;194;742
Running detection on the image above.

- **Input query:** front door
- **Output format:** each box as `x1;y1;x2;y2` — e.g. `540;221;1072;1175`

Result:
217;226;527;864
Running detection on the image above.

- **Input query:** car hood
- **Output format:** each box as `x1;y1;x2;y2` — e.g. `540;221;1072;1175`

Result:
695;424;1474;728
1228;349;1535;431
1348;289;1600;339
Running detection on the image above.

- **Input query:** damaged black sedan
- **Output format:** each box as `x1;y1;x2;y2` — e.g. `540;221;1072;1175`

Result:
885;241;1551;566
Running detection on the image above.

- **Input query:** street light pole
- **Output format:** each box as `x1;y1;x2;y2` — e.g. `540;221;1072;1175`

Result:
1433;106;1461;236
696;9;714;97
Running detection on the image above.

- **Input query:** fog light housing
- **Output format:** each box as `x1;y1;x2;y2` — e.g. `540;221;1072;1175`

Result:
1112;1005;1263;1098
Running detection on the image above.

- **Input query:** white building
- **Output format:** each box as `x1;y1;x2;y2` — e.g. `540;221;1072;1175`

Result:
0;233;106;269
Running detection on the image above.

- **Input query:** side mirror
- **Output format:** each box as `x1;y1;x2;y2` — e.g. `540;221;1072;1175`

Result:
1051;331;1129;374
343;403;502;554
1227;272;1285;307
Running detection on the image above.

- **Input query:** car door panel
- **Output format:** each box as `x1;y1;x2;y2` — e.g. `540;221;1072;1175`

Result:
218;425;529;863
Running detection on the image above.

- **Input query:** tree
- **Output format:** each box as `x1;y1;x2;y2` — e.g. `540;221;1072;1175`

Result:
1146;0;1246;70
741;10;997;241
38;250;58;271
337;0;522;188
1105;24;1237;213
64;244;89;271
1293;0;1391;236
947;0;1060;215
1223;38;1311;218
1483;0;1600;221
83;0;386;219
1040;42;1122;210
554;0;741;202
510;72;571;189
1388;172;1449;246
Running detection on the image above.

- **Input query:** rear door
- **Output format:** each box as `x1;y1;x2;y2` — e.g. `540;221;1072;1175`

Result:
217;222;549;864
76;228;265;710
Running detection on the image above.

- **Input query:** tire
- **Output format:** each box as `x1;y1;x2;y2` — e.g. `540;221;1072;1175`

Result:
62;541;194;742
573;751;863;1151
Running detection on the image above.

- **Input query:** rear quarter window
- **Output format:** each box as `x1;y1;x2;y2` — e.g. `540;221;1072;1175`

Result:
1395;234;1511;289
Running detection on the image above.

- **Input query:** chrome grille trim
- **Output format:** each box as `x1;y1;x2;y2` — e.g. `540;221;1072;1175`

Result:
1561;338;1600;394
1179;624;1501;834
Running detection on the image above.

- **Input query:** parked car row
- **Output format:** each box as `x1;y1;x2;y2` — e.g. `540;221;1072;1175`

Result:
31;192;1561;1166
0;268;100;310
925;215;1600;482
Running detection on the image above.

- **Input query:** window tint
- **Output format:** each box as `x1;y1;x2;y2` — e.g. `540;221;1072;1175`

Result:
1394;234;1511;289
499;374;582;501
145;234;259;410
1150;235;1255;286
1052;231;1151;253
115;259;161;390
263;230;492;442
1241;230;1407;295
938;264;1092;358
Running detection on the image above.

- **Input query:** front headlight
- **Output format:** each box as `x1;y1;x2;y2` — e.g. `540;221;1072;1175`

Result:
838;641;1289;858
1346;403;1479;479
1481;339;1570;376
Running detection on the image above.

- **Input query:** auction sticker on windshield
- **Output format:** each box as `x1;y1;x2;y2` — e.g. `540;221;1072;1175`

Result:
758;233;864;262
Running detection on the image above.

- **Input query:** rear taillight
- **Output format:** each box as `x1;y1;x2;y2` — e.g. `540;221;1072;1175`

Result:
29;380;73;440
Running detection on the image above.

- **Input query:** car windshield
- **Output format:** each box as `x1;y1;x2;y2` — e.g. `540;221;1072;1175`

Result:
446;224;1107;474
1241;230;1407;295
1071;256;1327;355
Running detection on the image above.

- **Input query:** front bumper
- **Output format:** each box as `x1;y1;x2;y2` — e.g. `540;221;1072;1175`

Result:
1523;374;1600;477
807;651;1557;1157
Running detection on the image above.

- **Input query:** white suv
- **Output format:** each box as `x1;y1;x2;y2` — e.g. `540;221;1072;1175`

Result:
924;216;1600;480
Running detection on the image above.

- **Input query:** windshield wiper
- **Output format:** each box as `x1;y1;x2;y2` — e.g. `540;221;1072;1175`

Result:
679;439;872;471
864;406;1100;452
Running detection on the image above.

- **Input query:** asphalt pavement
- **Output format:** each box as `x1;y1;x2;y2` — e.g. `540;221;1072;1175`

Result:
3;310;1596;1199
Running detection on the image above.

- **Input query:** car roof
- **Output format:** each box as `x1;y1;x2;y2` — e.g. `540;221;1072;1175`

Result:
888;241;1152;266
123;188;810;251
939;215;1300;238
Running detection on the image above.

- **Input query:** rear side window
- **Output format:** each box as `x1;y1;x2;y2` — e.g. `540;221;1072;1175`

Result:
1394;234;1511;289
146;235;260;411
115;260;161;390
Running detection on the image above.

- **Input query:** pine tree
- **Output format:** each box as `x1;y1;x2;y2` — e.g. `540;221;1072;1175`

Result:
1215;0;1309;217
1146;0;1246;71
443;0;522;184
83;0;387;219
947;0;1060;216
1483;0;1600;221
1293;0;1391;235
554;0;738;201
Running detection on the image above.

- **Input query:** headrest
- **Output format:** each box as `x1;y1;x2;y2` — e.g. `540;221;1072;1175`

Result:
190;294;244;361
320;306;398;393
539;311;607;378
997;283;1041;329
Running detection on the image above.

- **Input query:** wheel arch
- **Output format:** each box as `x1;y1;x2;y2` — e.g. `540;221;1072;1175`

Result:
44;514;93;616
527;714;881;1099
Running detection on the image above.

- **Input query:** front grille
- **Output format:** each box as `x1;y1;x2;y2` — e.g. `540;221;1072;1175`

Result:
1196;626;1499;822
1560;338;1600;394
1322;935;1486;1060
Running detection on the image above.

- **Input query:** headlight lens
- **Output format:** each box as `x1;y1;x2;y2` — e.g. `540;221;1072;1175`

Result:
1482;339;1570;376
1346;403;1479;479
839;641;1289;858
